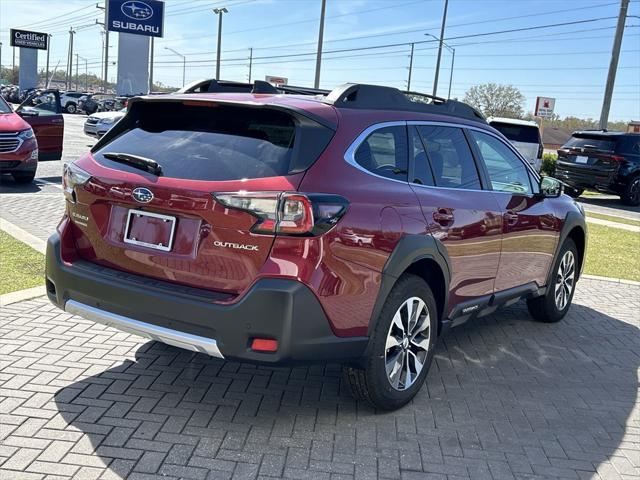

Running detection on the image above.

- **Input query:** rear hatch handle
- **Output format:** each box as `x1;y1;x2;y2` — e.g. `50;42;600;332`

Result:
102;152;164;176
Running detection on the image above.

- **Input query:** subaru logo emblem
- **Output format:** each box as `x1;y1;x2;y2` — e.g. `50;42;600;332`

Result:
132;187;154;203
121;1;154;20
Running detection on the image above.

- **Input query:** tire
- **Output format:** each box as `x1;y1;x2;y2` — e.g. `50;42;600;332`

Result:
566;187;584;198
527;238;578;323
620;177;640;206
65;103;76;114
12;171;36;183
343;274;438;410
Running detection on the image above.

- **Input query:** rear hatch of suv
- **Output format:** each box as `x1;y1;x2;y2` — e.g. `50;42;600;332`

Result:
65;96;336;296
556;133;622;187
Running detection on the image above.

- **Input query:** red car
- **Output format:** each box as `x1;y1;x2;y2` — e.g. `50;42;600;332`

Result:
45;83;586;410
0;90;64;183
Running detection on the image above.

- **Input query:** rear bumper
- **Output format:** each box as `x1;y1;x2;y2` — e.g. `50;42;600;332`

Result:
45;233;368;365
555;162;622;193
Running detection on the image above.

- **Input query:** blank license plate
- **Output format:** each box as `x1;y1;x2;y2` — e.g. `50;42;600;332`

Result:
575;156;589;164
124;209;176;252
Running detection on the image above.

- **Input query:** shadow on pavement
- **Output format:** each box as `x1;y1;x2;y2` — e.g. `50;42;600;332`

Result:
54;301;638;479
0;175;45;193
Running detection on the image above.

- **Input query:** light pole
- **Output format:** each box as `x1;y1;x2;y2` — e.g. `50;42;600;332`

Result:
213;7;228;80
164;47;186;87
0;42;3;83
425;33;455;99
248;47;253;83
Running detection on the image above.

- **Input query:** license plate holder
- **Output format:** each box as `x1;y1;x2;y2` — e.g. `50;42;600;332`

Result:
575;155;589;164
124;209;176;252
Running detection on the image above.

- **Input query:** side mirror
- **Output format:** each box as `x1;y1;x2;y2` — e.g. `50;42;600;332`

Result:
539;176;563;198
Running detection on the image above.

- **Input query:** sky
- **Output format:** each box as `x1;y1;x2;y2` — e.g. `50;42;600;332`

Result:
1;0;639;121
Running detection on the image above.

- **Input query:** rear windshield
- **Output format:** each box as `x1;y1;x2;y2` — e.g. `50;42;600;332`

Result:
563;135;615;152
93;102;333;181
490;122;540;143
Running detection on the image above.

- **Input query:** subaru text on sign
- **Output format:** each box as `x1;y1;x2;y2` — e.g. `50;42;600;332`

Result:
107;0;165;37
10;29;49;50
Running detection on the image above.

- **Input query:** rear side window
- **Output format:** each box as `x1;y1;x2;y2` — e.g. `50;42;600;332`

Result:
416;125;481;190
563;136;615;152
93;102;333;181
615;136;640;155
490;122;540;144
354;126;408;181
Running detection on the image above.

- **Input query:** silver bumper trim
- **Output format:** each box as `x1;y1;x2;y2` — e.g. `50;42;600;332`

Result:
64;300;224;358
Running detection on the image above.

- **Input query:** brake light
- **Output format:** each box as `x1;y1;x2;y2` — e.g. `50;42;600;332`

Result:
610;155;625;162
62;163;91;203
213;192;348;236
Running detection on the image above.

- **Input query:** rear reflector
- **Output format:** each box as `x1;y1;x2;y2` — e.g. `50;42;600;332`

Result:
251;338;278;352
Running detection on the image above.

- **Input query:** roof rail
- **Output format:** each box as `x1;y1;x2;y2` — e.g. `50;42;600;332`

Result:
203;79;278;94
276;85;330;96
322;83;486;123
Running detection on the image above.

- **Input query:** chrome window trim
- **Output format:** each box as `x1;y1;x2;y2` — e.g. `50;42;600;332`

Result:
343;120;541;194
343;121;410;185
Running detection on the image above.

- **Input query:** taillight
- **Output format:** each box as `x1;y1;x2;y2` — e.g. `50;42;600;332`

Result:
62;163;91;203
610;155;625;162
213;192;348;236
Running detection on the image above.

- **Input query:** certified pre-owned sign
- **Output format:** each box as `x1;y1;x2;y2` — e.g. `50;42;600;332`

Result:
107;0;165;37
10;29;49;50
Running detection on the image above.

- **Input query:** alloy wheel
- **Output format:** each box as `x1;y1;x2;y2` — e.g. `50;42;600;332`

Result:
384;297;431;391
555;250;575;311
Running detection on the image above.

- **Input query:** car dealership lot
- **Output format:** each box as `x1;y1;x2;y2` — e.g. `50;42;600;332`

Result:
0;114;639;480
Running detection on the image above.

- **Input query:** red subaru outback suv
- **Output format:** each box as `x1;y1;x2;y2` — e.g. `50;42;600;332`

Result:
46;83;586;410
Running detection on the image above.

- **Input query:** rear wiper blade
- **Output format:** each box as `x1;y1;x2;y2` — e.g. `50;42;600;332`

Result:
102;152;163;176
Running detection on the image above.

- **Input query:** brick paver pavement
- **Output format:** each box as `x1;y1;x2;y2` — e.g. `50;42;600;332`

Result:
0;278;638;480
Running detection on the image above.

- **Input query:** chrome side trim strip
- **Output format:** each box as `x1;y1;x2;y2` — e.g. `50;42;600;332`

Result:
64;300;224;358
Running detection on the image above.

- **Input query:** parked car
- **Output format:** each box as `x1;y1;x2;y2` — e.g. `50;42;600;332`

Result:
60;91;86;114
556;131;640;205
488;117;543;171
46;83;586;410
0;91;64;183
79;93;115;115
84;108;126;138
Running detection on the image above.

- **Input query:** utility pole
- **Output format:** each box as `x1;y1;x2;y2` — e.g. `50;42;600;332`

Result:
0;42;3;83
599;0;629;129
432;0;448;97
314;0;327;89
214;7;228;79
407;43;415;91
149;36;154;92
248;47;253;82
45;35;51;88
97;2;109;93
66;28;75;90
75;53;79;90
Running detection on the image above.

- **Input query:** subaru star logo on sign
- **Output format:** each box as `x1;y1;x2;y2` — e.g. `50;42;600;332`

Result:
107;0;164;37
132;187;154;203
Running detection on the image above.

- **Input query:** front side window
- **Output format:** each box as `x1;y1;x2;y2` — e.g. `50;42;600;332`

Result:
470;130;532;195
416;125;481;190
354;126;408;181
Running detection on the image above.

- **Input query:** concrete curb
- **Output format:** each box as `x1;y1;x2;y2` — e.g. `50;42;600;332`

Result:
585;217;640;233
0;218;47;255
582;274;640;286
0;286;47;307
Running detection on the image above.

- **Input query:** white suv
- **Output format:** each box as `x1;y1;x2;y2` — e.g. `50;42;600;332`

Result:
488;117;543;171
60;92;86;114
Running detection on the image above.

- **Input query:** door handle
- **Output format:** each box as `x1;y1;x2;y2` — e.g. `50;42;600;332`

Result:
504;211;518;226
433;208;454;226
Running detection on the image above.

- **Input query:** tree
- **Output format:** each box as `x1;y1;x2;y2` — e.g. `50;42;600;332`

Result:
463;83;525;118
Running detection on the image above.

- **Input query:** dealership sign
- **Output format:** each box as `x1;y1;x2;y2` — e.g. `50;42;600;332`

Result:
535;96;556;118
265;75;289;86
10;29;48;50
107;0;165;37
